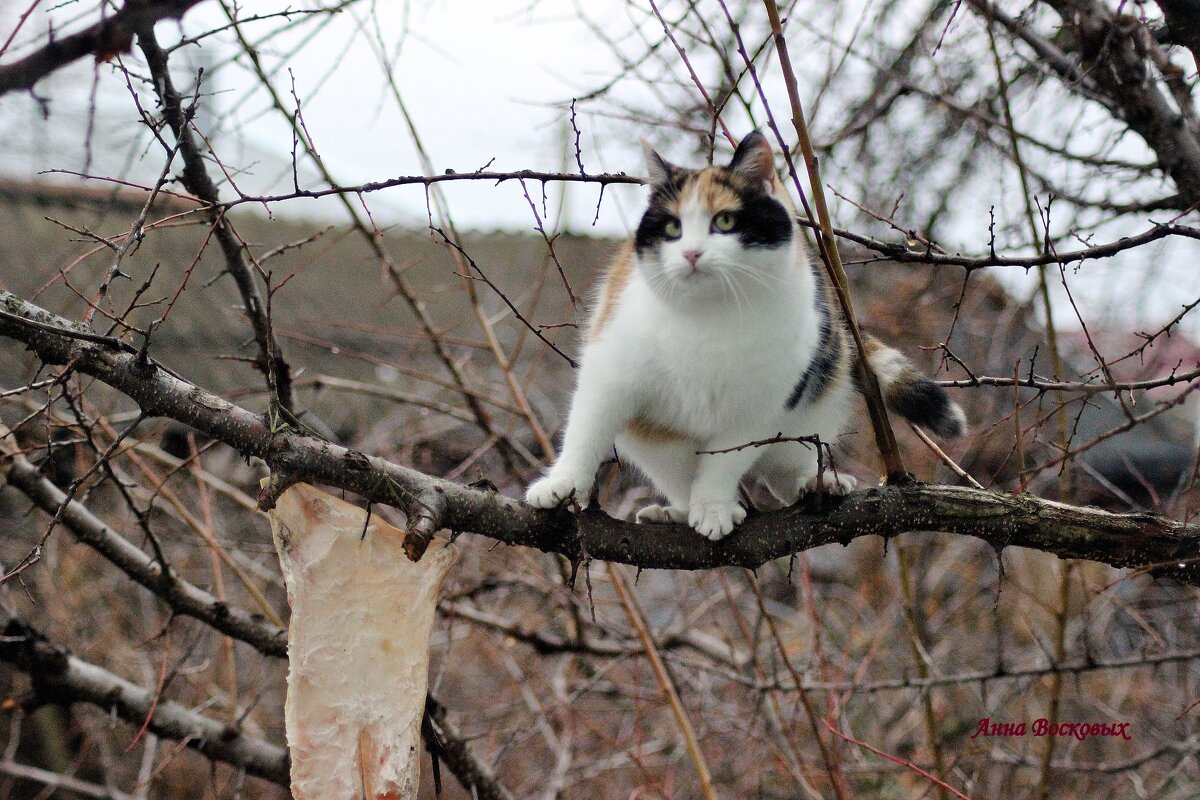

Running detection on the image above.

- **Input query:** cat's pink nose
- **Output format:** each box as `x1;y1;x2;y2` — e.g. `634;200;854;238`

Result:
683;249;703;267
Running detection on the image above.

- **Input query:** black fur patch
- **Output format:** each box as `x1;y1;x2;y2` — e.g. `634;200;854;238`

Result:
634;173;690;254
731;192;793;249
730;131;769;173
888;377;963;438
634;206;677;254
635;167;792;253
786;299;841;409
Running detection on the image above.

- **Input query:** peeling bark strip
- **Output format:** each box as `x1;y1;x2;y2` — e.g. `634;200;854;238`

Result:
269;484;458;800
1;427;512;798
2;288;1199;583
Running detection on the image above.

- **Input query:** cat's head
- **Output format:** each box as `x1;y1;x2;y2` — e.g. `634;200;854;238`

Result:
633;131;798;308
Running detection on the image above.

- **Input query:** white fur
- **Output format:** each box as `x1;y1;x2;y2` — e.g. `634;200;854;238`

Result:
526;184;859;540
945;401;969;437
867;346;908;387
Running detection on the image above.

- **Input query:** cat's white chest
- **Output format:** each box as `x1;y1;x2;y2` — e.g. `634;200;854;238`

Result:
606;277;818;435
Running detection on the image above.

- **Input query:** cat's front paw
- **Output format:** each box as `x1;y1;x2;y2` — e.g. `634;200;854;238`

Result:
635;504;687;524
802;471;857;496
525;472;593;510
688;501;747;541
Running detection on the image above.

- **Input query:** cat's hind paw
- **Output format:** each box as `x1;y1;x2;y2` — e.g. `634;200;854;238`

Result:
802;471;857;496
525;472;592;510
635;504;687;524
688;502;747;541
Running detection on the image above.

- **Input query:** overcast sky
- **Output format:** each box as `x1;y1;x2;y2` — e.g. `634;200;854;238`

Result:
1;1;1197;341
0;1;656;234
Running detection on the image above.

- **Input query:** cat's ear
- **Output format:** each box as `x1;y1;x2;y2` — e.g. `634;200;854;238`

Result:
728;131;775;188
641;139;678;186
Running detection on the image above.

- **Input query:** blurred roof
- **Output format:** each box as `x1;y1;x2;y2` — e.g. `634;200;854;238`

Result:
1;180;1195;507
0;181;609;427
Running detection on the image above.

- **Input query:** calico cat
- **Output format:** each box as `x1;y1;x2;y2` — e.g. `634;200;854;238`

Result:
526;131;965;541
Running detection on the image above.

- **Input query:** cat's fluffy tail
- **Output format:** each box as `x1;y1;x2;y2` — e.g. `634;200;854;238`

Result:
860;335;967;438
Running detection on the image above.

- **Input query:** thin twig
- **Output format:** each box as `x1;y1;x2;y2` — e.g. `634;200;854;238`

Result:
608;564;718;800
760;0;907;482
824;721;974;800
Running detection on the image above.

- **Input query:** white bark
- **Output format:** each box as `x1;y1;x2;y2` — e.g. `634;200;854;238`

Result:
269;483;458;800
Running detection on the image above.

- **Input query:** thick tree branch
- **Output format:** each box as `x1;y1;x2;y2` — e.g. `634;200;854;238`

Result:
1041;0;1200;205
3;290;1199;584
0;617;289;785
0;0;203;97
969;0;1121;113
1156;0;1200;71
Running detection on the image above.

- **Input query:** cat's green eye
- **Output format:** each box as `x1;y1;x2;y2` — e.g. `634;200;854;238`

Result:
663;218;683;239
712;211;737;233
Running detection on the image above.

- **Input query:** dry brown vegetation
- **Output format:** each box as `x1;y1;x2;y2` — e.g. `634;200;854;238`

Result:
1;2;1200;799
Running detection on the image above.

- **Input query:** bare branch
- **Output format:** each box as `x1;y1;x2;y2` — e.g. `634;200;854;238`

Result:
1040;0;1200;204
2;451;289;657
938;366;1200;393
423;695;515;800
136;26;297;413
0;0;204;97
830;220;1200;270
0;616;289;785
3;289;1199;584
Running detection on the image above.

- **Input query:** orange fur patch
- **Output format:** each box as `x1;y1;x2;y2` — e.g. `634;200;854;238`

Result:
588;242;636;341
739;138;775;182
860;331;884;360
769;174;796;212
692;169;741;212
626;416;688;443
